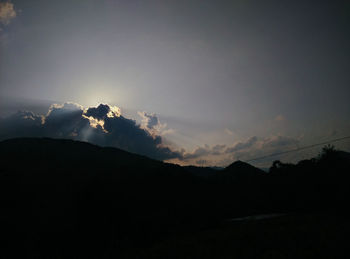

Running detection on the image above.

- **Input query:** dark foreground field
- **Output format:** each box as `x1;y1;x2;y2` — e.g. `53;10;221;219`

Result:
121;214;349;259
1;138;349;258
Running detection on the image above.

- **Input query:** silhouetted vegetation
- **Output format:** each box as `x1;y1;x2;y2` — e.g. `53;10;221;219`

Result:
0;138;349;258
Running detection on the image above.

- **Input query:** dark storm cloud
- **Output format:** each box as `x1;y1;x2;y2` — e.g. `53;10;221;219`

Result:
0;111;44;140
85;104;110;120
102;112;181;160
0;103;182;161
44;103;89;138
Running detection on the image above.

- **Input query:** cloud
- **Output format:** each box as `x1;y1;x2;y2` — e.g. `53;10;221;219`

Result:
212;144;226;155
138;111;168;136
225;136;258;153
43;102;90;138
229;135;301;165
85;104;111;120
170;134;301;167
180;143;227;160
85;104;121;120
261;135;299;150
0;102;182;161
0;102;304;166
183;146;211;160
0;111;44;140
0;2;16;25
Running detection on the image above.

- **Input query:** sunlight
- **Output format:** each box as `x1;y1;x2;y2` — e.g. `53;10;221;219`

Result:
107;105;121;118
82;115;108;133
77;83;124;109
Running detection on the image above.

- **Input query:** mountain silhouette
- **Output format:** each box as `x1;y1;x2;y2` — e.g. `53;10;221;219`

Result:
183;165;218;178
1;137;350;258
219;160;265;182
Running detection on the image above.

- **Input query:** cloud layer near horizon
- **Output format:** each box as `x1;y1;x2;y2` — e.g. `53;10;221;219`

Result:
173;135;301;167
0;103;182;161
0;102;303;166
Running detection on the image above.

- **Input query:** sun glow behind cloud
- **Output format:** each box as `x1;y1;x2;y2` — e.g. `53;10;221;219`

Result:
1;101;349;167
81;115;106;132
0;102;184;161
107;105;121;118
71;80;128;109
80;104;121;133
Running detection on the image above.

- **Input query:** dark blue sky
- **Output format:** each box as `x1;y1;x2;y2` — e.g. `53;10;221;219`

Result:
1;0;349;166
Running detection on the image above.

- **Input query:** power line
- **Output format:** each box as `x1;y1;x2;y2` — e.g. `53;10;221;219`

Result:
244;136;350;163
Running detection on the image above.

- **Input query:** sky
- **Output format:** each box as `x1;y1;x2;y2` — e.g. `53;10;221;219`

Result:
1;0;350;167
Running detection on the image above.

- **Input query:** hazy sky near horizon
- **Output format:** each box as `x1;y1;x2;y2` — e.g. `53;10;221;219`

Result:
1;0;350;166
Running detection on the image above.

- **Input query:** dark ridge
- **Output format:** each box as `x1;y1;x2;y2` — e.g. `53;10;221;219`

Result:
0;137;154;161
0;138;349;258
211;160;265;183
183;165;218;178
224;160;265;174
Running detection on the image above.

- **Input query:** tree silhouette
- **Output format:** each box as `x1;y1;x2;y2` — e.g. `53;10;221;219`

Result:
318;144;337;161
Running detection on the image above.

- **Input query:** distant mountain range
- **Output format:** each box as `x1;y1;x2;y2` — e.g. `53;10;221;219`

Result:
0;137;265;180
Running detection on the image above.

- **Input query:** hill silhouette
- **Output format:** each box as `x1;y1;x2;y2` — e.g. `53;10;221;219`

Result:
1;138;349;258
214;160;265;182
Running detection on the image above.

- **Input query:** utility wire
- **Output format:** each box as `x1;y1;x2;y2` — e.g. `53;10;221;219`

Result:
244;136;350;163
